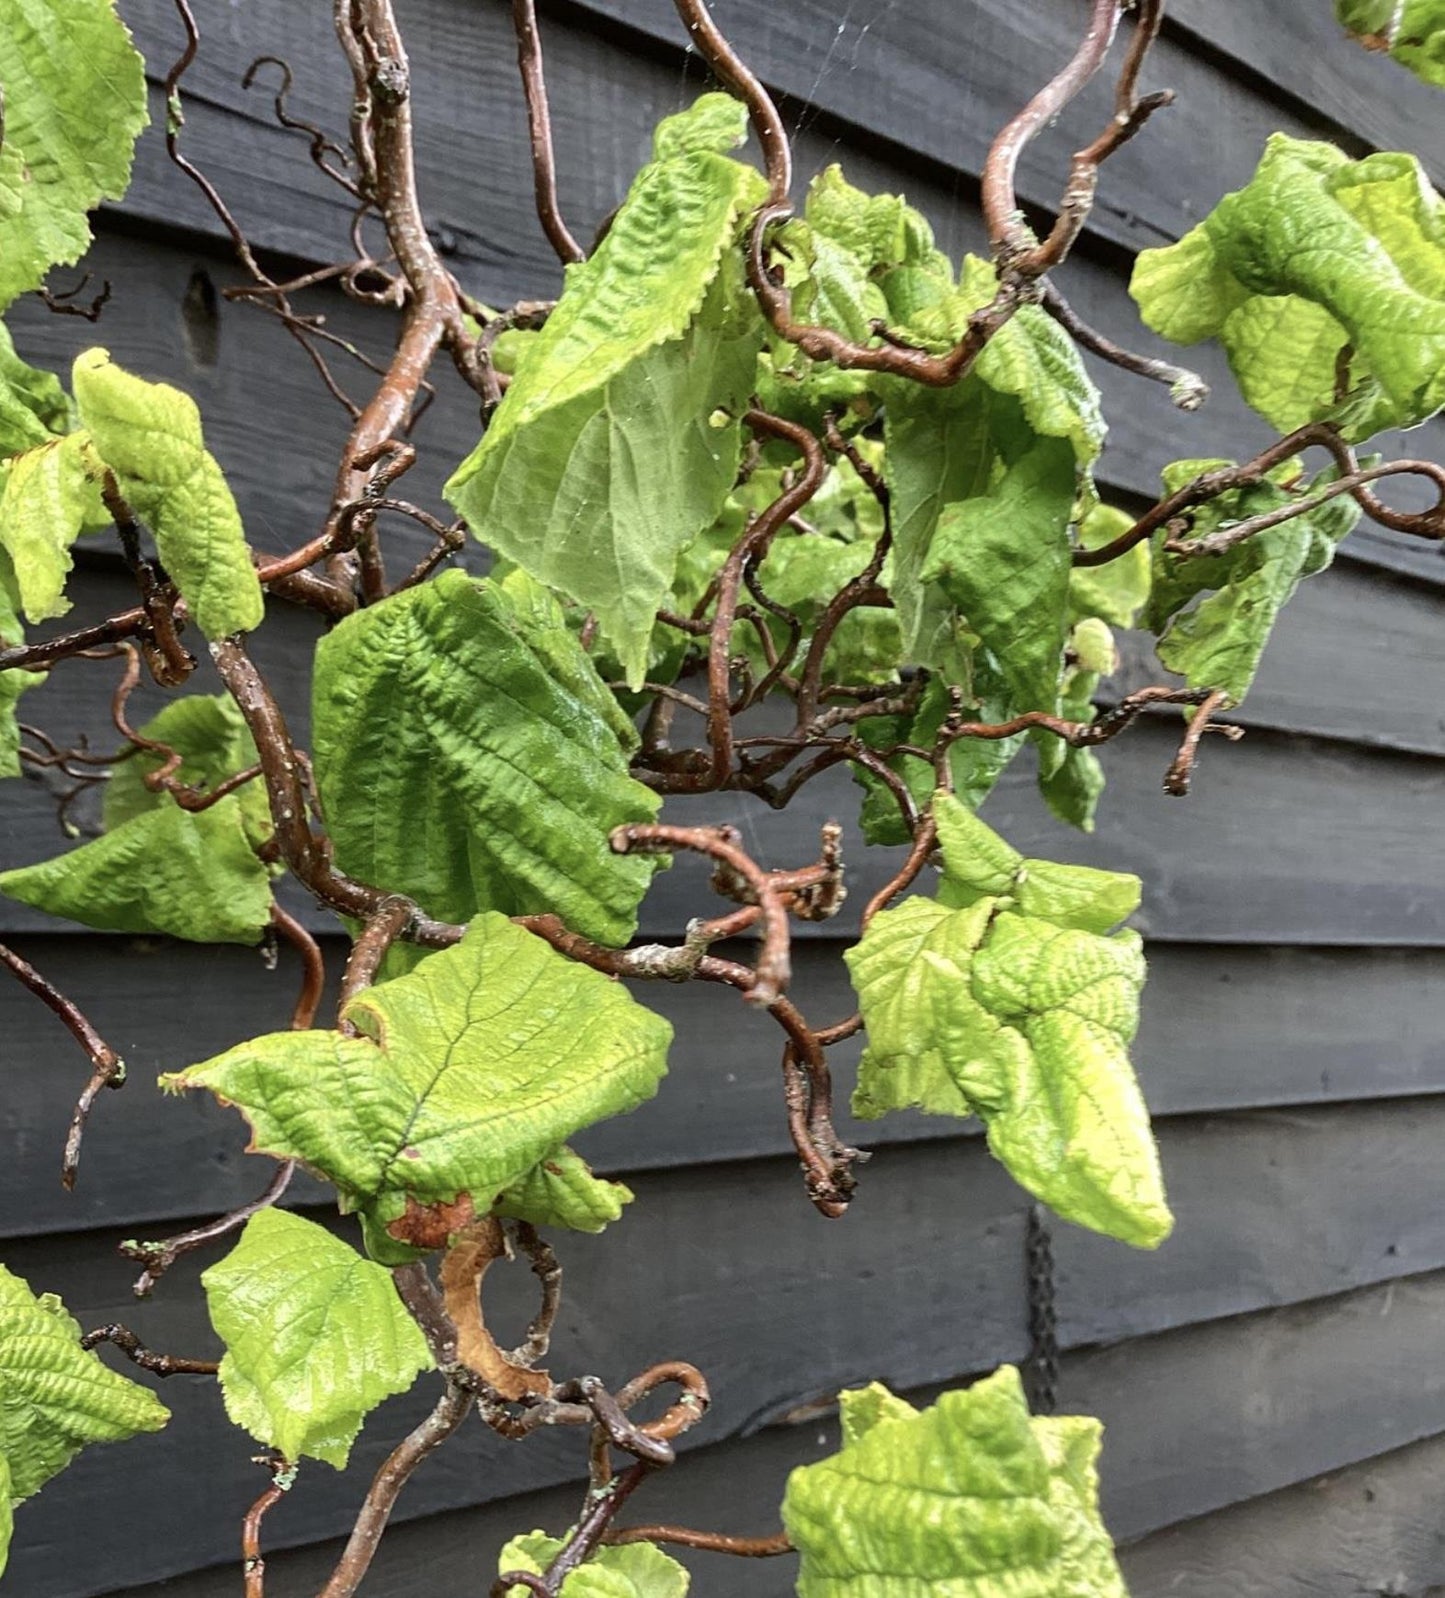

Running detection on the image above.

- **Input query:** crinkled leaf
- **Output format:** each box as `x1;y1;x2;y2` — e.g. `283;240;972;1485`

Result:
960;256;1106;468
1147;467;1360;704
0;1263;168;1503
312;570;660;946
1339;0;1445;85
848;797;1168;1248
446;95;766;686
0;1454;11;1577
805;164;952;280
838;1381;921;1447
1039;661;1106;833
499;1532;689;1597
164;914;671;1225
102;692;267;842
933;795;1140;931
923;430;1078;714
71;349;264;637
0;326;69;454
1037;1415;1129;1598
0;431;103;621
0;0;148;308
0;793;272;942
492;1146;633;1234
1131;136;1445;436
0;558;41;777
202;1210;430;1469
882;375;1012;669
1069;504;1150;627
784;1367;1126;1597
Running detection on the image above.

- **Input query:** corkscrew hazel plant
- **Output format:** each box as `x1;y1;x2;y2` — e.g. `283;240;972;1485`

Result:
1;0;1443;1592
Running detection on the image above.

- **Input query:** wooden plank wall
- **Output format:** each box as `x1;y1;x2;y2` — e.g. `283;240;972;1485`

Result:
2;2;1443;1594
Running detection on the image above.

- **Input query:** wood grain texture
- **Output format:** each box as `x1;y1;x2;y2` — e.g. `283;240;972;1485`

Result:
86;1271;1445;1598
7;935;1445;1239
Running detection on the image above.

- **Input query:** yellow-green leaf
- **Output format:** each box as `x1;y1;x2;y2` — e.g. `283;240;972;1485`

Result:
0;0;148;307
72;349;263;637
164;915;671;1230
0;1263;168;1503
202;1210;431;1469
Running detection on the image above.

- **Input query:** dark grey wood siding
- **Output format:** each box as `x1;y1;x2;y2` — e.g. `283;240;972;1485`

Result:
2;3;1442;1595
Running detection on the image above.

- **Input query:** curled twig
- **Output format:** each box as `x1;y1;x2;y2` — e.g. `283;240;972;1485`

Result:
0;943;125;1190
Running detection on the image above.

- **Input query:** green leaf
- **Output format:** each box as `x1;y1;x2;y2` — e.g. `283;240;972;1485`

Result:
0;794;273;943
312;570;661;946
1146;467;1360;704
0;1263;168;1503
1131;135;1445;436
1069;503;1150;628
445;95;766;687
0;326;69;455
492;1146;633;1234
71;349;264;637
805;165;952;280
164;915;672;1229
923;430;1078;714
1038;660;1106;834
201;1209;431;1469
847;795;1169;1248
960;257;1106;468
0;1454;11;1579
0;0;148;308
783;1367;1126;1598
1339;0;1445;85
0;558;42;778
498;1532;689;1597
0;431;103;621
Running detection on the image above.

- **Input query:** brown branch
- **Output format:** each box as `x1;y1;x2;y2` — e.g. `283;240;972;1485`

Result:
1163;689;1238;797
121;1160;296;1297
982;0;1125;262
1041;281;1207;410
79;1324;218;1377
1078;424;1445;568
604;1524;792;1557
1001;1;1171;275
240;1458;299;1598
610;822;797;1005
271;904;327;1030
316;1380;476;1598
0;942;125;1191
511;0;584;264
338;897;414;1022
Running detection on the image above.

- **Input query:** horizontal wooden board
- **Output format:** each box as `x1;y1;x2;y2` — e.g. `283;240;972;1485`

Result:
9;1106;1445;1593
10;588;1445;945
1118;1428;1445;1598
83;3;1445;585
1166;0;1445;172
7;934;1445;1238
90;1270;1445;1598
114;0;1434;274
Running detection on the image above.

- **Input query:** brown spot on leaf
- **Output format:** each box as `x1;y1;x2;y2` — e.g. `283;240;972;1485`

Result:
386;1191;476;1251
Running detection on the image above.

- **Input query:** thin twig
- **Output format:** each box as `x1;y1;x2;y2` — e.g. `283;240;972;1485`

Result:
0;943;125;1190
316;1381;476;1598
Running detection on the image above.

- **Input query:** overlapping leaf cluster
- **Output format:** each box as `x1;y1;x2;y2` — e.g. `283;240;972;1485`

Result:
847;794;1171;1249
